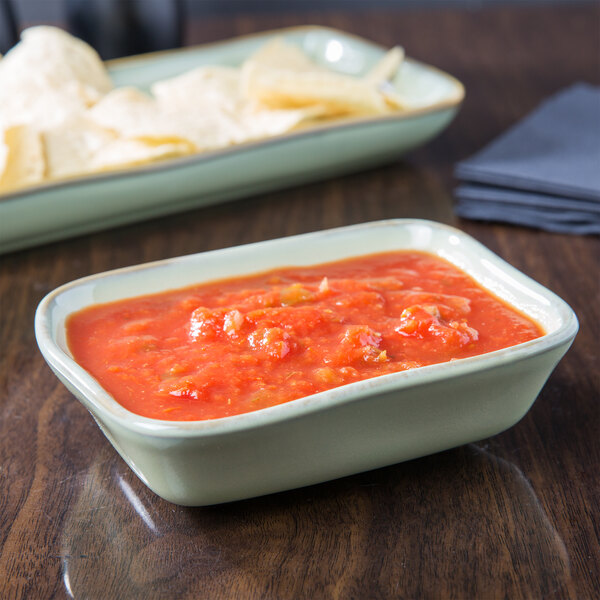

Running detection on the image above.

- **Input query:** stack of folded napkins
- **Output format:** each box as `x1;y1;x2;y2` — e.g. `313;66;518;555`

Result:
454;83;600;235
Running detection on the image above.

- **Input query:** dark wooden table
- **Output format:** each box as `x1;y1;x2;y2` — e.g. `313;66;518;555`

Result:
1;4;598;599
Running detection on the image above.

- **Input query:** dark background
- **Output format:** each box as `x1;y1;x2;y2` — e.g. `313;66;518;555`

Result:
6;0;599;33
3;0;597;59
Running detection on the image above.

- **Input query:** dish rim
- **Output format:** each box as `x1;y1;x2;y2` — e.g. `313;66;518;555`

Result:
35;219;578;439
0;25;464;203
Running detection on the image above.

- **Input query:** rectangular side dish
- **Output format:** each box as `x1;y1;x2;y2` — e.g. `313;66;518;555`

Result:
0;26;464;254
35;220;578;505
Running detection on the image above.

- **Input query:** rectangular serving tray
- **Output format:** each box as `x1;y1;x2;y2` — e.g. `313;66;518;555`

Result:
0;27;464;254
35;220;578;505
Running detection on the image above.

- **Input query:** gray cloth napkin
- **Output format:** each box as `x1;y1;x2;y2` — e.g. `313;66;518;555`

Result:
454;83;600;234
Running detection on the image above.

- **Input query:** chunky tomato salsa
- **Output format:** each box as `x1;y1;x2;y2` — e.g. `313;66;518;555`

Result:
67;252;544;421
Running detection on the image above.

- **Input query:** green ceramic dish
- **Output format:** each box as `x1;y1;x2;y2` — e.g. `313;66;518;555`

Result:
0;27;464;254
35;220;577;506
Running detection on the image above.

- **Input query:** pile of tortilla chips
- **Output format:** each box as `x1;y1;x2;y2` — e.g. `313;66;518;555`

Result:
0;27;405;193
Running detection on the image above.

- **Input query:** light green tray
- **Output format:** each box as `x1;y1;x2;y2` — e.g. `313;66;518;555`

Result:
0;27;464;254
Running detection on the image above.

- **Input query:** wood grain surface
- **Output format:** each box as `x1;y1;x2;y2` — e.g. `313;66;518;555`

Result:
1;4;599;599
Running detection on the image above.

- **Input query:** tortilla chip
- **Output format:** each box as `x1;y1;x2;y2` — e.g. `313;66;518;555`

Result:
0;26;112;96
364;47;405;84
88;87;194;146
89;86;239;151
152;66;242;114
43;114;193;180
91;139;193;172
0;81;103;131
238;104;326;139
0;26;111;129
0;123;45;192
363;47;409;110
153;66;324;141
43;115;117;179
241;60;390;116
246;38;323;73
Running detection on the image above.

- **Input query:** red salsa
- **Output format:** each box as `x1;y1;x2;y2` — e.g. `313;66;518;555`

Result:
66;251;544;421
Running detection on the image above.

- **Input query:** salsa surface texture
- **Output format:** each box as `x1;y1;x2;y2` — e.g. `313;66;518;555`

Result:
67;251;544;421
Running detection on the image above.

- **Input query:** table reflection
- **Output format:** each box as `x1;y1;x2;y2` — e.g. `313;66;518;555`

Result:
60;443;571;598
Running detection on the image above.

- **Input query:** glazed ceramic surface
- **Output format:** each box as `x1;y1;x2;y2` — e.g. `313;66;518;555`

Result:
0;27;464;254
35;220;578;506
